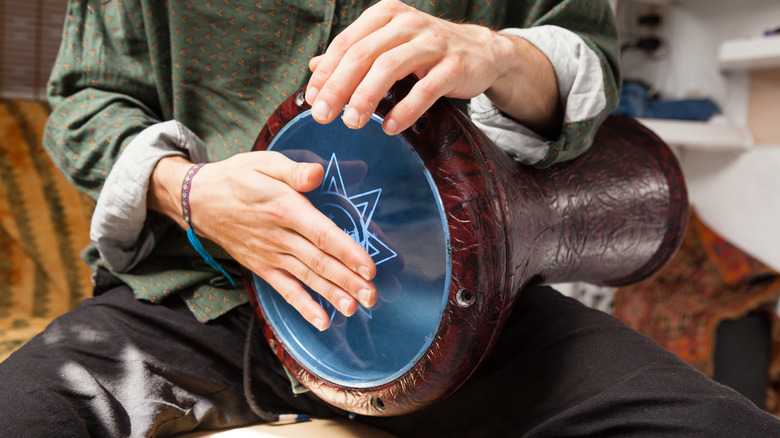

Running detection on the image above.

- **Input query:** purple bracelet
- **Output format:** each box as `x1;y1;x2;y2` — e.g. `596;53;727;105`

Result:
181;163;204;225
180;163;236;287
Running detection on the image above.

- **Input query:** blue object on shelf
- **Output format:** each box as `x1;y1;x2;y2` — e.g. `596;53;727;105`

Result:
614;81;721;121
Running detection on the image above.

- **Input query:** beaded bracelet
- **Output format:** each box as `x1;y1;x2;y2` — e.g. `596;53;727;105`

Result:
181;163;236;287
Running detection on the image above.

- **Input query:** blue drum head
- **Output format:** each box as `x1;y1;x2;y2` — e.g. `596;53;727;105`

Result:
251;110;451;388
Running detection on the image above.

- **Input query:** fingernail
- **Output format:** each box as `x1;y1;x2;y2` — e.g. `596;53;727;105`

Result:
342;107;360;129
312;318;326;331
357;266;372;281
311;100;330;122
339;297;354;316
306;86;319;104
307;162;322;178
358;289;374;308
383;118;398;135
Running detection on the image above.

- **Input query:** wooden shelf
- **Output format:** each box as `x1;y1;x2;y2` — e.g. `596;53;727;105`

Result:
637;118;754;151
718;35;780;71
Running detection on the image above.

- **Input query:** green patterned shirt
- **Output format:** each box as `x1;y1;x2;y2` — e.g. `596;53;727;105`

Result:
44;0;620;321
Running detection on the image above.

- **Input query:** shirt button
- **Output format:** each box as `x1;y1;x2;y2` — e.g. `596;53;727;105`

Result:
331;14;339;26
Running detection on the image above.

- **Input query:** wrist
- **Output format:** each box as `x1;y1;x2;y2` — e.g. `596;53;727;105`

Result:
148;155;193;228
485;32;528;107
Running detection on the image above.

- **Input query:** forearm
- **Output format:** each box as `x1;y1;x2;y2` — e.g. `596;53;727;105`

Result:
86;121;209;272
464;0;621;167
485;32;563;139
472;15;621;167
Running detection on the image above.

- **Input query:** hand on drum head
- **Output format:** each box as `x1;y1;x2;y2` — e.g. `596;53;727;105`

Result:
182;151;378;331
280;150;406;278
304;0;517;135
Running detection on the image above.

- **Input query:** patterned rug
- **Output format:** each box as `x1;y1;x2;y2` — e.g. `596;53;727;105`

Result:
615;211;780;413
0;99;94;361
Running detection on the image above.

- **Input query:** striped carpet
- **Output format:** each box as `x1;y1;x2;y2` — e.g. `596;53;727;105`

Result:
0;99;94;361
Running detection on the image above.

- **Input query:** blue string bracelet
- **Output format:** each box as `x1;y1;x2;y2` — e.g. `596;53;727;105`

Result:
181;163;236;287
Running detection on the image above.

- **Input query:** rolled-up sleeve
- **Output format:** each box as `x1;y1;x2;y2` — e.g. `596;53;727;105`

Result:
470;0;621;167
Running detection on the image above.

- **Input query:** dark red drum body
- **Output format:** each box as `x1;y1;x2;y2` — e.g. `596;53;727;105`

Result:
244;77;689;416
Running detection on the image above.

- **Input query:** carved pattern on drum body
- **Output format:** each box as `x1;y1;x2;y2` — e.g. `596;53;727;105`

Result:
537;156;669;285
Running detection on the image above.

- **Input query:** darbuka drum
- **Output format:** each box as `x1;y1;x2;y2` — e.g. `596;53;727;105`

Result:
244;76;689;416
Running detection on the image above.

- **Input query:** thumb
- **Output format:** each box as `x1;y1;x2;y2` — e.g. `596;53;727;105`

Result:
291;161;324;193
254;151;324;192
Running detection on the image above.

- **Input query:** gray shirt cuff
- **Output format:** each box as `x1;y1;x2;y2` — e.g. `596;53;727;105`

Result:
90;120;209;272
469;25;607;164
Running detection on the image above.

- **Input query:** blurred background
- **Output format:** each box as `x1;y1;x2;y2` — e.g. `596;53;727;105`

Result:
0;0;67;100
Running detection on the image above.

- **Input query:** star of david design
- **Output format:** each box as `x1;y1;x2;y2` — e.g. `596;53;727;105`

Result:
310;153;398;327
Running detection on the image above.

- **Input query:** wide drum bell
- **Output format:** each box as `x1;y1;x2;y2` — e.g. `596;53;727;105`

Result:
243;76;689;416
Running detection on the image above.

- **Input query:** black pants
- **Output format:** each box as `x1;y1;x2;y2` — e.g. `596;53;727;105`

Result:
1;274;779;437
